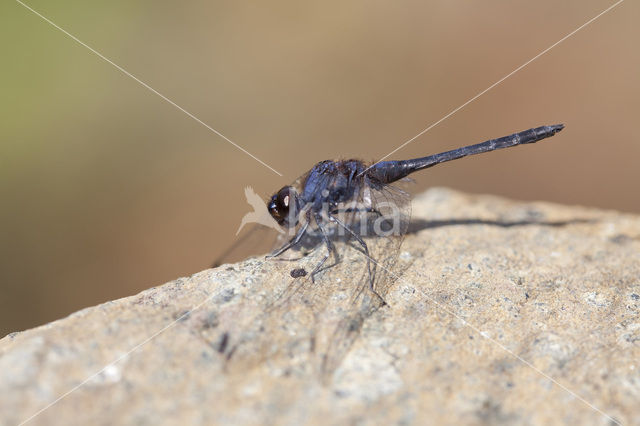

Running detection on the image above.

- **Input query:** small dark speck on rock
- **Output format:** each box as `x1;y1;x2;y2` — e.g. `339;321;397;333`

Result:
222;288;235;302
334;390;349;399
290;268;308;278
202;312;219;329
631;294;639;301
213;332;229;354
215;288;235;303
610;234;632;245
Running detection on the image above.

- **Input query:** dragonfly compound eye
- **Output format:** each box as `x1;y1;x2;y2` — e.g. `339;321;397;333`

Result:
268;186;297;226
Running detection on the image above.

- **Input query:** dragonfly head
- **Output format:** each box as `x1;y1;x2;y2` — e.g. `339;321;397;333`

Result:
268;186;300;228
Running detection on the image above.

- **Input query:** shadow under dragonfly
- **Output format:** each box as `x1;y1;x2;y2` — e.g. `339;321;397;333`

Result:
407;217;595;234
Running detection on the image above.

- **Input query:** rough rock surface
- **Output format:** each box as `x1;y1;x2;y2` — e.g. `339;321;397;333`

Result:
2;188;640;426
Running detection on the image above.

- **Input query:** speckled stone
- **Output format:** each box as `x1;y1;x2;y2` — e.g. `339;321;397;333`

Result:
2;188;639;425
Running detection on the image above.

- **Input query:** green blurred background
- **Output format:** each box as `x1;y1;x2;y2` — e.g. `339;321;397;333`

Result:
1;1;638;336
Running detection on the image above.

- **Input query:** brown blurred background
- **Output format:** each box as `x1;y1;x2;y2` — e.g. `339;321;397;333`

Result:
1;1;638;336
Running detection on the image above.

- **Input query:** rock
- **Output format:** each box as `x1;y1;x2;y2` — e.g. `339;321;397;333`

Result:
2;188;639;425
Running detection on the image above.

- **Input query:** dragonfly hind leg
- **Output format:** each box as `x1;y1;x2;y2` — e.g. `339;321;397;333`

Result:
309;213;341;283
329;213;386;305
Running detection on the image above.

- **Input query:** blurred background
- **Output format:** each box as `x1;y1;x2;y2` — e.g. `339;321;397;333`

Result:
1;0;638;336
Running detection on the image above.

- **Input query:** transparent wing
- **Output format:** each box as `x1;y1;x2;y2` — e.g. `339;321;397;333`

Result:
320;178;410;377
211;224;280;267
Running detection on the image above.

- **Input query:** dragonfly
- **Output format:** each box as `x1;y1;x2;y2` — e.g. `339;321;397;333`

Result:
266;124;564;295
219;124;564;379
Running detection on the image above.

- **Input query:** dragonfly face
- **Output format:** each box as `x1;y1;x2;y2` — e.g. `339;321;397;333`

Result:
267;186;300;228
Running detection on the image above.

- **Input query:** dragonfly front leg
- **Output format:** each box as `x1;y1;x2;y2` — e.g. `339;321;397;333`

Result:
267;215;310;259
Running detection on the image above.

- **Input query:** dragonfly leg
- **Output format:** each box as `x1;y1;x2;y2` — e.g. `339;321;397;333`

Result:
329;214;385;305
309;213;339;283
267;216;310;258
